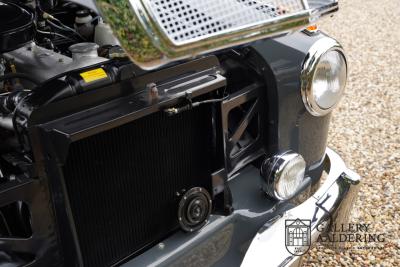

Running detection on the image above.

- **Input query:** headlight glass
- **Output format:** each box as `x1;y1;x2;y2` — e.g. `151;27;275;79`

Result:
275;154;306;199
261;152;306;201
301;38;348;116
312;51;347;110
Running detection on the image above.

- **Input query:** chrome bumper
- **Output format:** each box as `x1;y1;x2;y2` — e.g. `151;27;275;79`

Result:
241;148;361;267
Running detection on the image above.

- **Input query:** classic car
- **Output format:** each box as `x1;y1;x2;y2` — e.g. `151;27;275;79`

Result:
0;0;361;266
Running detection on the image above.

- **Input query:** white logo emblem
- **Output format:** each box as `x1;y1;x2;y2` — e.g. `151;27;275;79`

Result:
285;219;311;256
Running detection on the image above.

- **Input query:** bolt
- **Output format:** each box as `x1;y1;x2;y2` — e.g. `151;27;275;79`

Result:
158;243;165;250
146;83;159;100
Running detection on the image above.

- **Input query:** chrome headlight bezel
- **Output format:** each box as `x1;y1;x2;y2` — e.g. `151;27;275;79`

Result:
260;151;306;201
301;37;348;117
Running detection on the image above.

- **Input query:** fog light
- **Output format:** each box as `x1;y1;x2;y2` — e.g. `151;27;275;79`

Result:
301;37;348;116
260;152;306;200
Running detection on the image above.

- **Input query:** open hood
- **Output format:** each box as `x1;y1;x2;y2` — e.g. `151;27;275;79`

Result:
86;0;339;69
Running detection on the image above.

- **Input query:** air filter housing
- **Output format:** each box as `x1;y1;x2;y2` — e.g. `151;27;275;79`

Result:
0;1;34;52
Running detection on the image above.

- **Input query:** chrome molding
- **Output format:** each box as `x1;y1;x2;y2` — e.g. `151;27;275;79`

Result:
95;0;340;69
300;37;347;116
309;0;339;19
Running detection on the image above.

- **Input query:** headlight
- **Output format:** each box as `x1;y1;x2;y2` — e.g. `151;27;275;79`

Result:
301;37;348;116
260;152;306;200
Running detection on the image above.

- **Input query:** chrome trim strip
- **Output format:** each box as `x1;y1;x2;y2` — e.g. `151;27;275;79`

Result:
309;0;339;20
300;37;348;116
241;148;361;267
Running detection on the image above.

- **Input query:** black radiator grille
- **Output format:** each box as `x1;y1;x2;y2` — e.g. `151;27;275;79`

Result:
62;106;214;267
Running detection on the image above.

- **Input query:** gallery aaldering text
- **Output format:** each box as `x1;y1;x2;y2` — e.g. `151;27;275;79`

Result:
316;223;385;243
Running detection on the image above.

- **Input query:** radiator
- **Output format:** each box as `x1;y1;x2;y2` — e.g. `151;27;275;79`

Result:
61;105;215;267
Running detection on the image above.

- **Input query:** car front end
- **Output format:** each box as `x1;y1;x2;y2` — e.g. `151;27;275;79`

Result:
0;1;360;266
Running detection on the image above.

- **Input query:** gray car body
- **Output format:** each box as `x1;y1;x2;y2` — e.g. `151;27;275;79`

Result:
49;2;333;264
120;31;332;266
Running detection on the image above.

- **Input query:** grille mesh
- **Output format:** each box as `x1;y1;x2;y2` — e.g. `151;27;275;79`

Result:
62;106;214;267
148;0;306;42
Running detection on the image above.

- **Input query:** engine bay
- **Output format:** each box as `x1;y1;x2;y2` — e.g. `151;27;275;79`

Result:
0;1;268;265
0;1;353;267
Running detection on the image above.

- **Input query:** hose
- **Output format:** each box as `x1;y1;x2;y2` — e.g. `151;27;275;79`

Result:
36;29;77;43
45;20;86;41
0;115;14;131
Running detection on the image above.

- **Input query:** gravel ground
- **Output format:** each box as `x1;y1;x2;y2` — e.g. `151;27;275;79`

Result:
302;0;400;266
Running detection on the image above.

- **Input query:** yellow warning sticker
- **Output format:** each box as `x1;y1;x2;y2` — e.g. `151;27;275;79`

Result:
80;68;108;83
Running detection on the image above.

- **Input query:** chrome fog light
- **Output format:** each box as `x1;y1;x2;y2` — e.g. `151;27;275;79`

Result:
260;152;306;200
301;37;348;116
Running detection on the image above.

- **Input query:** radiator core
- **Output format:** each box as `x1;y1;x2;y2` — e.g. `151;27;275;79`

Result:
62;106;214;267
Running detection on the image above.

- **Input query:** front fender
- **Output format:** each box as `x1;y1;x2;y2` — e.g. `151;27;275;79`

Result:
248;31;334;179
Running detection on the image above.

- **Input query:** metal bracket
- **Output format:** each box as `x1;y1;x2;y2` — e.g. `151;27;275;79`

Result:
221;83;265;175
0;176;59;265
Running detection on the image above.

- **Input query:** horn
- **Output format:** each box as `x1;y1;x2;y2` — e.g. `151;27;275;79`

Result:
94;0;338;69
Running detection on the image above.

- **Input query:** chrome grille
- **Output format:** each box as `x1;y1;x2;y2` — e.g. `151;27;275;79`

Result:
147;0;307;44
96;0;338;69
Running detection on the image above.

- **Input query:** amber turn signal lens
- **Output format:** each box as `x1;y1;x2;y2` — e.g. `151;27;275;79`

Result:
306;25;319;32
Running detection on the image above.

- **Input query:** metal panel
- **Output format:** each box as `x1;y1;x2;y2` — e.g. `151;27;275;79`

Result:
146;0;306;44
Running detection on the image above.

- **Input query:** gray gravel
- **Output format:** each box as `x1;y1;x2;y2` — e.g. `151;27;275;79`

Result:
302;0;400;266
